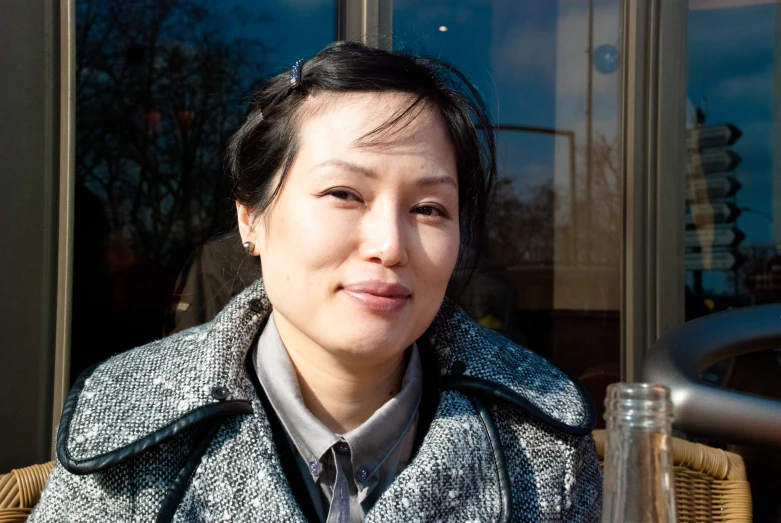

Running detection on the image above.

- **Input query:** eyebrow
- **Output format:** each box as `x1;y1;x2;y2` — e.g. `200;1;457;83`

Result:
415;175;458;189
313;159;457;189
312;159;377;178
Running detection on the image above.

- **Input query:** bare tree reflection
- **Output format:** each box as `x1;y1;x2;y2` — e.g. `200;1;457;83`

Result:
585;132;621;266
737;245;777;303
76;0;270;269
71;0;270;380
485;177;555;266
484;131;621;269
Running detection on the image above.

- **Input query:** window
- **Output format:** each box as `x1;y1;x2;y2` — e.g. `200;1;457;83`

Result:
393;0;624;426
71;0;336;383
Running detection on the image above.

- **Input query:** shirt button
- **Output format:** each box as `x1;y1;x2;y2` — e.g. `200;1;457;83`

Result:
308;460;322;477
356;465;369;483
335;442;350;454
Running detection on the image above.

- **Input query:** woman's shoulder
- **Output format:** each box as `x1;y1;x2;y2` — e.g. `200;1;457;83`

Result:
56;301;262;476
427;298;596;436
68;322;221;417
91;322;213;374
424;300;602;520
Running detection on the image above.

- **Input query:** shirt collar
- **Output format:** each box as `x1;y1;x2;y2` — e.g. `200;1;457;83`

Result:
342;344;421;482
253;312;422;483
254;312;339;464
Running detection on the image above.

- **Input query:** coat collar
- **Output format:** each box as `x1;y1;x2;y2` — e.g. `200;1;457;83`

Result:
57;279;593;474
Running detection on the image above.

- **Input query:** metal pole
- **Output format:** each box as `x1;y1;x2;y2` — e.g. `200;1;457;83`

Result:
52;0;76;455
586;0;595;264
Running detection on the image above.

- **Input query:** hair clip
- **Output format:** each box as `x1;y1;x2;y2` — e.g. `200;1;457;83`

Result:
289;59;304;89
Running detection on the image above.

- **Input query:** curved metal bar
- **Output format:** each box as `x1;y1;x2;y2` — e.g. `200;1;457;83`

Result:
642;304;781;448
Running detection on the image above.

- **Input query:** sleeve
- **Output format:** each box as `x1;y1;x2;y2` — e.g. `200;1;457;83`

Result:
561;434;603;522
165;231;260;336
165;243;209;335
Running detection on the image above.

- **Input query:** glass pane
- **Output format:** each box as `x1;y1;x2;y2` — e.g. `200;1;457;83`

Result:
393;0;623;427
71;0;336;384
685;1;781;518
685;2;781;380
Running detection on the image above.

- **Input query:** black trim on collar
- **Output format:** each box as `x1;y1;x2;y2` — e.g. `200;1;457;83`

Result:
156;418;225;523
440;375;597;436
244;343;324;523
468;394;512;523
57;363;253;475
411;335;441;455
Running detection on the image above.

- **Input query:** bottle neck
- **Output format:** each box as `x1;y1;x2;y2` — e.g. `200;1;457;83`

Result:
601;383;676;523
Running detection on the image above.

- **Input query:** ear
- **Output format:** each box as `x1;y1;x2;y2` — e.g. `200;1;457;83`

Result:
236;202;263;256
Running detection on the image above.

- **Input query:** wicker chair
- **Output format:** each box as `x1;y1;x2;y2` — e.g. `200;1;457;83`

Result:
593;429;752;522
0;462;54;523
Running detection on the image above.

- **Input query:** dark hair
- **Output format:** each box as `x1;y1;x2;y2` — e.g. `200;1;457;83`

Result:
228;40;496;285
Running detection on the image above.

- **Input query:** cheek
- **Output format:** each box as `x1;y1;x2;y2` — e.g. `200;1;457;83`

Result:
417;226;460;288
261;195;355;277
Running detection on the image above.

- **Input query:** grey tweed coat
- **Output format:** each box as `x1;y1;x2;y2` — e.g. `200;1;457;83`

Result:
30;279;602;522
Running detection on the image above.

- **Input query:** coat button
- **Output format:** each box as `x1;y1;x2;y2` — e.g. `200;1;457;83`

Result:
211;386;231;401
249;299;263;313
356;465;369;483
451;360;466;375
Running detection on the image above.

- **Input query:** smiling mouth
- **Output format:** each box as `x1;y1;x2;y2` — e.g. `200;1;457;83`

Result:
339;281;411;313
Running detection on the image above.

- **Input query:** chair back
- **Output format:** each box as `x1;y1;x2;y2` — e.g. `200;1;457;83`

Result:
594;429;752;522
0;462;55;523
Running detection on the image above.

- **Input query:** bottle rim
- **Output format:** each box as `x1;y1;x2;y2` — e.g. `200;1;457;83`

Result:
604;382;674;425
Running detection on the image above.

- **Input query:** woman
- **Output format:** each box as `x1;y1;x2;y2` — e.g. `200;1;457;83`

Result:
31;42;601;522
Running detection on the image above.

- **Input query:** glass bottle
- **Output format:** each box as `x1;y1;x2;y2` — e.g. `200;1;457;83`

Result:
601;383;676;523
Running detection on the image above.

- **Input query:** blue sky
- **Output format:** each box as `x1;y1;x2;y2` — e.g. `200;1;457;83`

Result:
393;0;623;204
219;0;336;73
394;0;780;297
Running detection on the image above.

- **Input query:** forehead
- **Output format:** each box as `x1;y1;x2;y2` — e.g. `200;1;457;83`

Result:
296;92;456;164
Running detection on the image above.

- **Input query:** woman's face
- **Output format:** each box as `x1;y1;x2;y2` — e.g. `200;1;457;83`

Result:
239;92;459;367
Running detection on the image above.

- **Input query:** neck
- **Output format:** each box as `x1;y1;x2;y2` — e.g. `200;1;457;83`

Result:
273;313;408;434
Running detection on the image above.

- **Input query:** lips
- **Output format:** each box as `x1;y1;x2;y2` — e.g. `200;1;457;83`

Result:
340;280;411;313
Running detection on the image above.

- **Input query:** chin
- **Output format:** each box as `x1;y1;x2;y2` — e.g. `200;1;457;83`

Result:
338;304;434;349
330;325;413;359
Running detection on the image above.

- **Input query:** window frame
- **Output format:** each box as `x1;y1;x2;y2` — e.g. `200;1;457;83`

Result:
620;0;688;380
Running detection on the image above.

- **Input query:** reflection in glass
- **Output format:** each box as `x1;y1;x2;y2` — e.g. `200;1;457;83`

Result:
685;2;781;519
394;0;623;425
72;0;335;382
686;1;780;316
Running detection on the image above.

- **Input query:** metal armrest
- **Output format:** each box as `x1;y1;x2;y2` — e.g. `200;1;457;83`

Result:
642;304;781;448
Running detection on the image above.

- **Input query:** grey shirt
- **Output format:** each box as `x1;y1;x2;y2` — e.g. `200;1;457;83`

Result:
253;313;422;523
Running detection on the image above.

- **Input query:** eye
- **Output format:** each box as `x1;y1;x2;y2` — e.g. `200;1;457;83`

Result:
413;205;448;219
325;188;361;202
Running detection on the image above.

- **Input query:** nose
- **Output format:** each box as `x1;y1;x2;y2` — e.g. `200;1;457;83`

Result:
359;202;410;267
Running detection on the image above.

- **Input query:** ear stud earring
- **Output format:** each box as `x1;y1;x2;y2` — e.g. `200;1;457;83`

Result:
242;241;255;256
